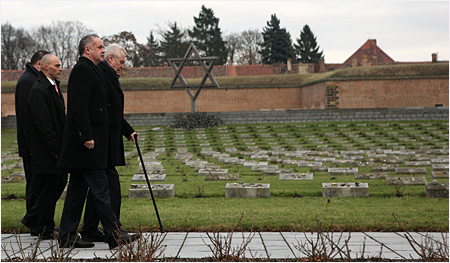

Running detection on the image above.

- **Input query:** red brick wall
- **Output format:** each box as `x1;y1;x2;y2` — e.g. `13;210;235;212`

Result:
123;87;303;114
2;78;448;117
335;78;449;108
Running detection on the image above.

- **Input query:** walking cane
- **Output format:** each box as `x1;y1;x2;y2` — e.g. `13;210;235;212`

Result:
134;133;164;233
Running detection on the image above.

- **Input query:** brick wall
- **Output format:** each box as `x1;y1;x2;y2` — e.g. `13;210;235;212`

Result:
335;78;449;108
2;107;447;129
2;77;447;117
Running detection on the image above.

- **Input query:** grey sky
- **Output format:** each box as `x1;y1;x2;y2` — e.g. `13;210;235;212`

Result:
1;0;448;63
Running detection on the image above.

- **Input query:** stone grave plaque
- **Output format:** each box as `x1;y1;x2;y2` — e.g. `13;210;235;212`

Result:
322;182;369;197
298;161;322;167
371;164;396;172
132;174;166;182
425;180;449;198
193;163;219;172
431;158;449;164
431;164;449;171
206;173;239;181
394;167;427;174
404;161;431;166
328;167;358;175
243;161;267;167
432;171;449;179
198;168;228;177
354;173;388;180
225;183;270;198
279;173;313;180
385;176;427;185
135;166;165;174
310;166;328;172
129;184;174;198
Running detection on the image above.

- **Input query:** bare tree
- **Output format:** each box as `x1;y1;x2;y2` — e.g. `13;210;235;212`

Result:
103;31;141;68
224;32;242;65
32;21;93;68
238;29;262;65
1;22;36;70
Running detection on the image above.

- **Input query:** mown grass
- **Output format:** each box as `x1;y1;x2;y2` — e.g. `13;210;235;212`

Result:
1;120;448;233
1;63;448;92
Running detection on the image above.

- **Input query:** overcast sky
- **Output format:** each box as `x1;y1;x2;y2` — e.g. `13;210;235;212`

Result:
1;0;448;63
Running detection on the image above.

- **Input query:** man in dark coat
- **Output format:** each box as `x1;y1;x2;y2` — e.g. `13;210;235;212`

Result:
80;44;137;242
15;50;50;233
27;54;68;239
57;34;134;249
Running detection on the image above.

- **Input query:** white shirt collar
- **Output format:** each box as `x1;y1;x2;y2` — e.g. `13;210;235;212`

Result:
46;77;56;86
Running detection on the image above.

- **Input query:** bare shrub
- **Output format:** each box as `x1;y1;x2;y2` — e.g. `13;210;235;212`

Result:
1;231;75;262
111;230;167;262
293;220;352;261
203;213;257;261
393;213;449;261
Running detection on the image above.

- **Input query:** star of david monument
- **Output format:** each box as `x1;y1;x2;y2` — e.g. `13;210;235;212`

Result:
168;43;220;113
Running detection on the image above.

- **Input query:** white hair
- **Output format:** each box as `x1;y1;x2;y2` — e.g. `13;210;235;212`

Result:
105;44;126;59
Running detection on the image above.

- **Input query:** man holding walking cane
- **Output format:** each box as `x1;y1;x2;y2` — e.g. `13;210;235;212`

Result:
80;43;138;242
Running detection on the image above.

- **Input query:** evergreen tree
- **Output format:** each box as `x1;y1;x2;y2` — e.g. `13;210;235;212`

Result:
146;31;162;66
294;24;324;63
259;14;295;65
189;5;228;65
160;22;190;61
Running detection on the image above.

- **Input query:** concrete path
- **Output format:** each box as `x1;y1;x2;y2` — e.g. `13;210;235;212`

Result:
1;232;448;261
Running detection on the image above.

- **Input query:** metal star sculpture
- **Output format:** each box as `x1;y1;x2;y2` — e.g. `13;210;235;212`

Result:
168;43;220;113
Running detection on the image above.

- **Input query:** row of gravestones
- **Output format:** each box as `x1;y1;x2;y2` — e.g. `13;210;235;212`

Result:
128;141;449;198
141;126;448;153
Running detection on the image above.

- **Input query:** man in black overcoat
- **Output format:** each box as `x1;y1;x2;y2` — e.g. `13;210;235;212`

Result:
57;34;134;249
27;54;68;239
15;50;50;233
80;44;137;242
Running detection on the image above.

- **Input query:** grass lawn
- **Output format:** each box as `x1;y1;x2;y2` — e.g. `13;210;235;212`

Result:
1;120;448;233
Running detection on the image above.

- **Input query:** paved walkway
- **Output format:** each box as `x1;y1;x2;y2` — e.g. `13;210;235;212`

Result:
1;232;448;261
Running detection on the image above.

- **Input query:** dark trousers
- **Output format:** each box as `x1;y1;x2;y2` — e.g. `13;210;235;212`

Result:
23;157;34;212
81;168;122;235
59;169;120;240
35;172;68;233
21;157;40;227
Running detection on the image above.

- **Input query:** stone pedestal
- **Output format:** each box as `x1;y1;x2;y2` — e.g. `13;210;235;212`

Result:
385;177;427;185
322;182;369;197
129;184;174;198
394;167;427;174
225;183;270;198
279;173;313;180
328;167;358;175
425;180;449;198
132;174;166;182
432;171;449;179
354;173;388;180
206;173;239;181
198;168;227;176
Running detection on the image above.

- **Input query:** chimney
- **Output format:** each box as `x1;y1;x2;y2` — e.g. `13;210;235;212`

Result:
432;53;437;63
319;58;325;72
287;58;292;72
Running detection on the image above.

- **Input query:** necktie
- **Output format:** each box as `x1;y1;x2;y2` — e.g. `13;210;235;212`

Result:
55;83;59;94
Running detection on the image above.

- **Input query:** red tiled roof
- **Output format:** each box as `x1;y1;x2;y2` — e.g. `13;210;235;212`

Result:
342;39;395;66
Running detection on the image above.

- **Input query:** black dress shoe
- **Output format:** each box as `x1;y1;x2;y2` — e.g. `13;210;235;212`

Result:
30;227;39;236
40;232;56;240
59;234;95;248
81;229;106;242
106;230;139;249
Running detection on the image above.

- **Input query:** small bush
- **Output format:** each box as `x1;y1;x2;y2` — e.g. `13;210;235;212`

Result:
171;112;223;130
